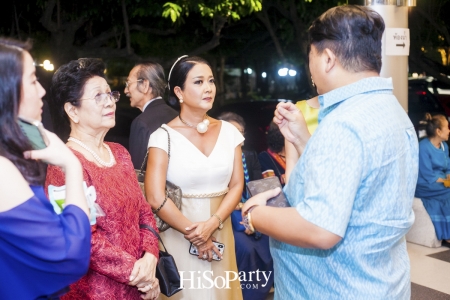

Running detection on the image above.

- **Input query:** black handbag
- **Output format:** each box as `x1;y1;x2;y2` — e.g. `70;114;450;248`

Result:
140;224;182;297
135;126;182;232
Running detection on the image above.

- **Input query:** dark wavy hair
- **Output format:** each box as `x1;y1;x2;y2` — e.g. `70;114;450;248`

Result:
267;122;284;153
168;56;212;100
309;5;385;73
0;38;46;184
49;58;106;140
421;113;447;138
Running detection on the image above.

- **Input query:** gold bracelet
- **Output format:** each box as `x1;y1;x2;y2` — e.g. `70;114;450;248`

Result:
211;213;224;230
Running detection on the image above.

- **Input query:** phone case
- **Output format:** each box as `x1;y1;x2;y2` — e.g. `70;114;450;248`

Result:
17;117;48;150
189;242;225;261
246;177;290;207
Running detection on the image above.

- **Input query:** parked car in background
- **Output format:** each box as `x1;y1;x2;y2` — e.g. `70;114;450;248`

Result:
408;79;450;134
210;99;293;153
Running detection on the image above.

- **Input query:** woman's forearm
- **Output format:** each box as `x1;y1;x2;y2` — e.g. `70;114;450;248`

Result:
206;185;242;232
152;198;193;234
63;158;89;217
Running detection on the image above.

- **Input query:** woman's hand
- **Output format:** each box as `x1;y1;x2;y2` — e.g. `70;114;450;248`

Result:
197;236;222;262
129;252;158;287
241;187;281;216
137;278;160;300
24;129;79;171
437;178;445;183
184;221;216;246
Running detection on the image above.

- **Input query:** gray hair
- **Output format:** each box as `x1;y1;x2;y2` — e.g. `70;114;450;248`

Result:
217;112;246;130
135;61;166;98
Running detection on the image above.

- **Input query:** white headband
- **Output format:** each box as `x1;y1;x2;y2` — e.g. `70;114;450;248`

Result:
167;55;188;91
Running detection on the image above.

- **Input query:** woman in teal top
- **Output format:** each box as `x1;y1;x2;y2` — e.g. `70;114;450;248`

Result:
415;113;450;242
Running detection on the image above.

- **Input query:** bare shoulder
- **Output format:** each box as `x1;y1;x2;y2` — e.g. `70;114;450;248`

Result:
0;156;34;212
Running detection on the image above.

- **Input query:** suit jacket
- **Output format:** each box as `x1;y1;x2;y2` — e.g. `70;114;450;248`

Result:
129;99;178;169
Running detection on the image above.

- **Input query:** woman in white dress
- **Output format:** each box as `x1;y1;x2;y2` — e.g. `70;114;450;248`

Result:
146;56;244;300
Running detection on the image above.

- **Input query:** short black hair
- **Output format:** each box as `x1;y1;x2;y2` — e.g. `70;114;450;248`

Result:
168;56;212;100
49;58;105;139
309;5;385;73
267;122;284;153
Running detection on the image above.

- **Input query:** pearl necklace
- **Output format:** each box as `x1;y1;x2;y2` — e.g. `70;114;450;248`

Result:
179;114;210;133
68;137;115;167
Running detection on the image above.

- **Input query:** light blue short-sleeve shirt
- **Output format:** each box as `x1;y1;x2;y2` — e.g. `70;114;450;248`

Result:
272;77;419;299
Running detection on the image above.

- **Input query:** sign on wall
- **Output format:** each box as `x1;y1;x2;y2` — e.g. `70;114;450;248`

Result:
385;28;410;56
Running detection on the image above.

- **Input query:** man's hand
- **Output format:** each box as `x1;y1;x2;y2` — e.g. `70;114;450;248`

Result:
241;187;281;216
274;102;311;154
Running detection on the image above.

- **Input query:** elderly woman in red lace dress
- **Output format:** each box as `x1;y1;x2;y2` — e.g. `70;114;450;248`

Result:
45;58;159;300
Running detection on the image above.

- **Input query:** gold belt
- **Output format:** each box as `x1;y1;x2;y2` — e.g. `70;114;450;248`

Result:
182;188;229;198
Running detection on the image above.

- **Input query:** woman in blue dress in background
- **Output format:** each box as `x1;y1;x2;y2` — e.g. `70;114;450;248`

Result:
415;113;450;242
218;112;274;300
0;38;91;299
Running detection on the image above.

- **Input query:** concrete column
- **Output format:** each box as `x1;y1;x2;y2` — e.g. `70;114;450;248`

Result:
365;0;416;111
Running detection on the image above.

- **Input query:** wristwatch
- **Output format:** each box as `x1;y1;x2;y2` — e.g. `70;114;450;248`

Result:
212;214;224;230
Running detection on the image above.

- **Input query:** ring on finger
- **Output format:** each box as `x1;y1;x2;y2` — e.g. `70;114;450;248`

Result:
202;253;207;259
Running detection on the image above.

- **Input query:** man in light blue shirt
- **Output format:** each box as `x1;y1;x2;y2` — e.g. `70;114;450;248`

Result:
242;5;419;299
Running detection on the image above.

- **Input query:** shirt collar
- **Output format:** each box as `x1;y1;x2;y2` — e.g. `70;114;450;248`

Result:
318;77;393;122
142;96;162;112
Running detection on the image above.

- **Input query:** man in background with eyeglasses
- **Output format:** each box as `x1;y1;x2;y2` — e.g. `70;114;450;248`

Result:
125;62;178;169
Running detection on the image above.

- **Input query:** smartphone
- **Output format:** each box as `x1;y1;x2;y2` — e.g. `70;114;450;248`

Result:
17;117;49;150
189;241;225;261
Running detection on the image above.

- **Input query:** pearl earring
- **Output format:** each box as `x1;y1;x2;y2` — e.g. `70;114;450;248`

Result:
311;76;315;87
179;99;183;104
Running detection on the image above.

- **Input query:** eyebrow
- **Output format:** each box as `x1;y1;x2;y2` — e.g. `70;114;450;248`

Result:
192;75;213;79
86;84;111;93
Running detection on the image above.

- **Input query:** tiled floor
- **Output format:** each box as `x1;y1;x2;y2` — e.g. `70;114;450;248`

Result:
408;242;450;295
265;242;450;299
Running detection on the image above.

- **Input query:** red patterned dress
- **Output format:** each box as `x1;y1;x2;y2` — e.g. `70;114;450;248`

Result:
45;142;159;299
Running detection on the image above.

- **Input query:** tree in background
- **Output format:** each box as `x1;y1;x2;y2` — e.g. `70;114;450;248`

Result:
409;0;450;86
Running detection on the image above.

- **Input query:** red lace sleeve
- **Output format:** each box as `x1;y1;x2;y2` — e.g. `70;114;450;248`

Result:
89;233;137;283
138;197;160;259
119;145;159;259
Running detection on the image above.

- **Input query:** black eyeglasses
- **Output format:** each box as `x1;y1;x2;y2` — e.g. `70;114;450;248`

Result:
79;91;120;106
